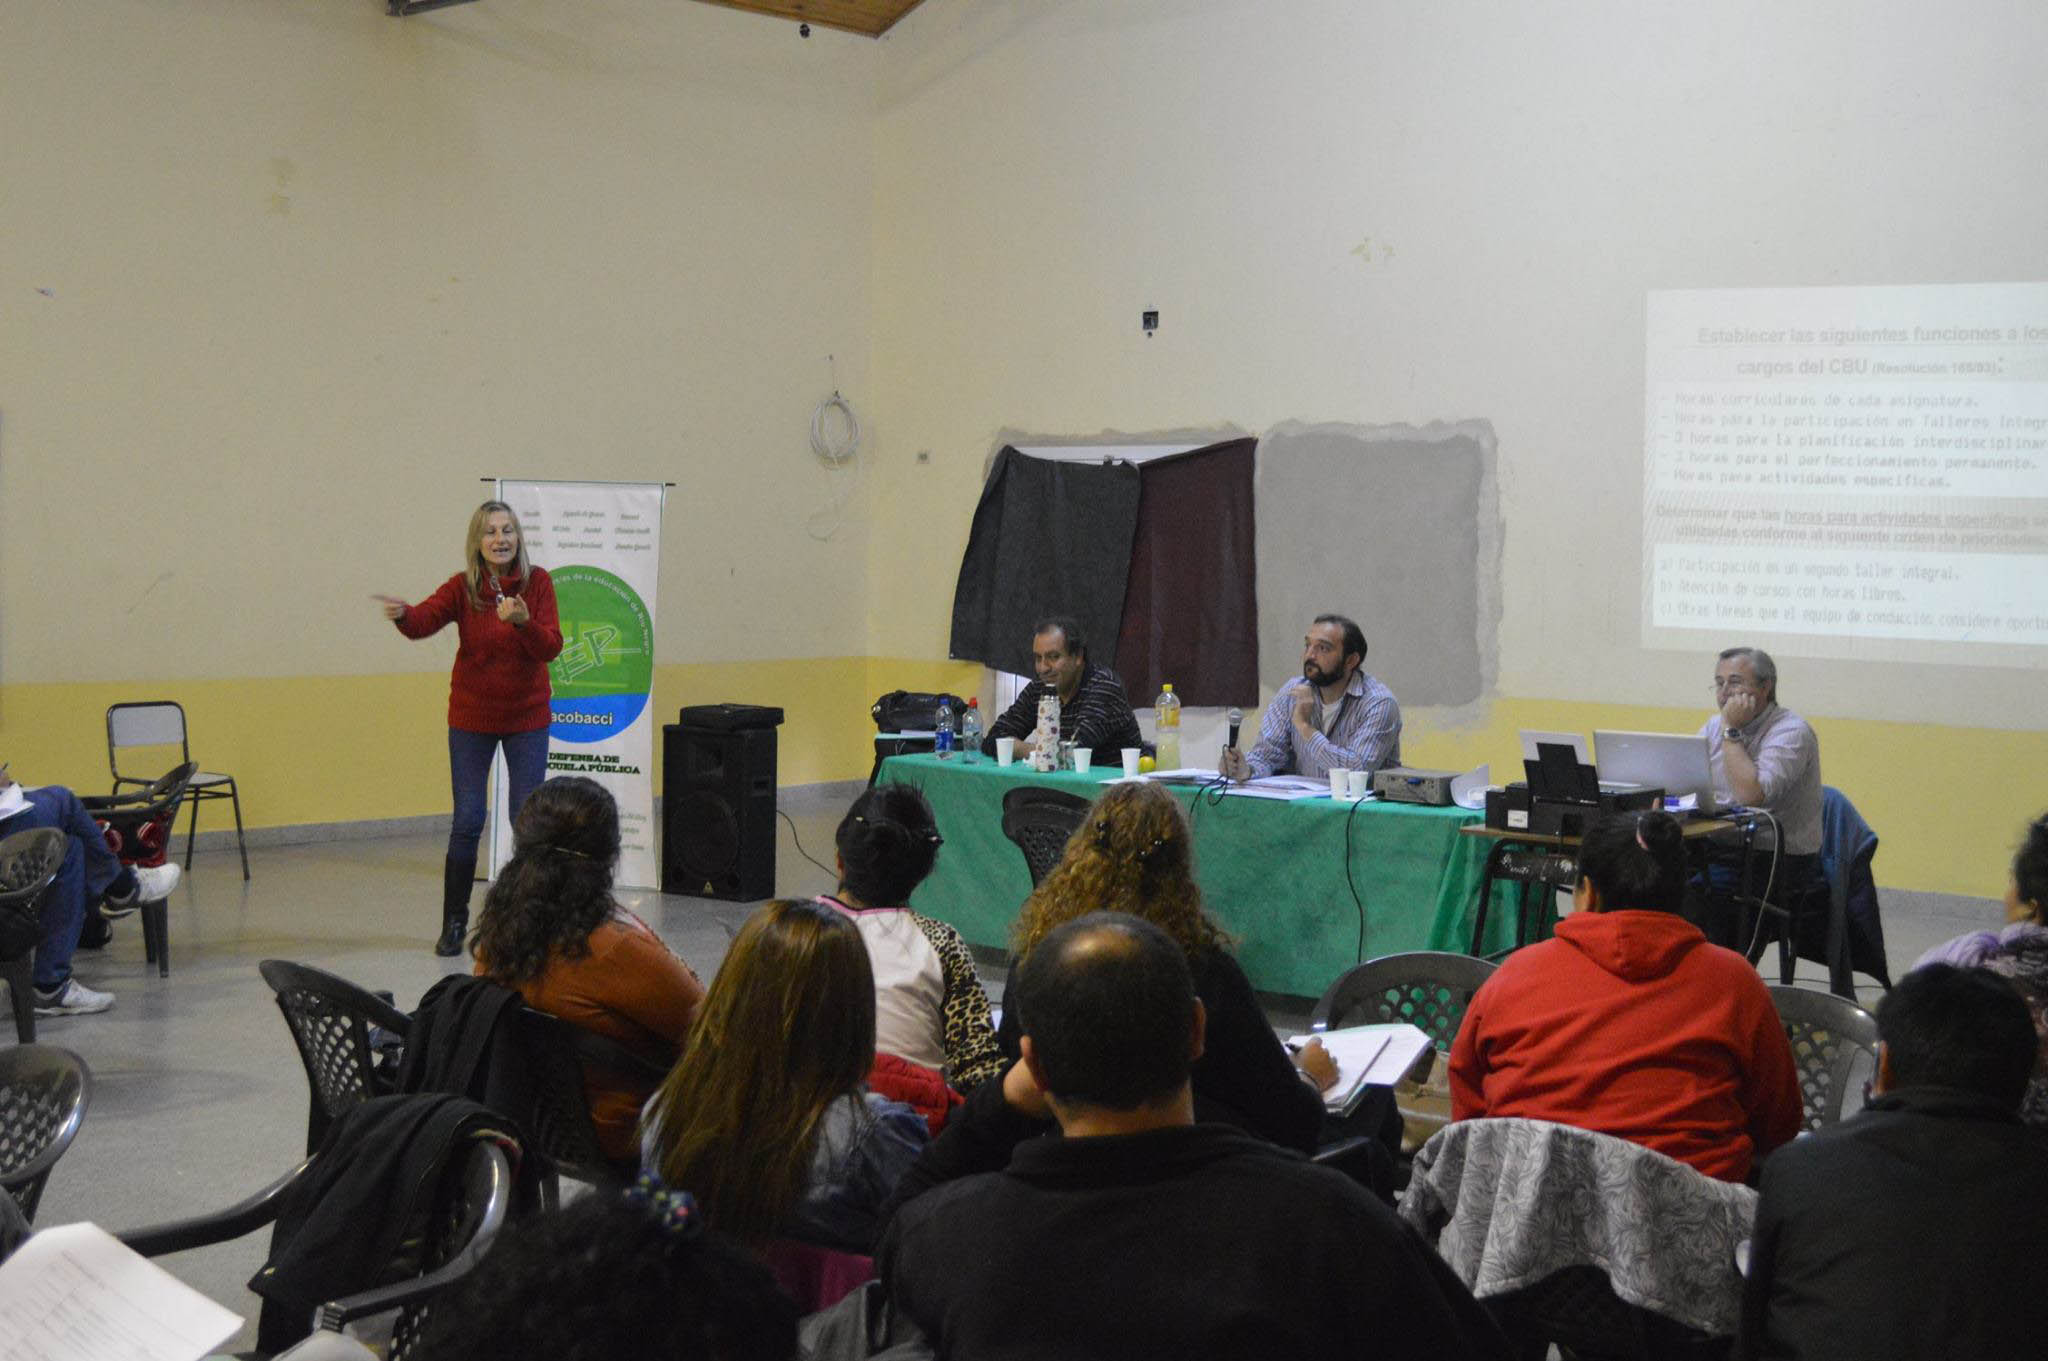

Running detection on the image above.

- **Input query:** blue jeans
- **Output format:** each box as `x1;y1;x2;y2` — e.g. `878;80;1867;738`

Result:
447;726;550;884
0;786;136;989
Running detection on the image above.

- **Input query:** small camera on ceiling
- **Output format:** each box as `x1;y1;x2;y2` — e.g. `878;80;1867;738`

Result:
800;22;811;37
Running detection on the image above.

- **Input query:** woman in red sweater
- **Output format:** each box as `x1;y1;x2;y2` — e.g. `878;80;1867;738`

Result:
377;500;564;954
1450;810;1803;1183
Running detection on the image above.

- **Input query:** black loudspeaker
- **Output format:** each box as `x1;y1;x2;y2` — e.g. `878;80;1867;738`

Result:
662;724;777;900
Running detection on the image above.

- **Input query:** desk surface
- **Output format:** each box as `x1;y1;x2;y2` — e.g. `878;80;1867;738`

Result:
880;753;1497;997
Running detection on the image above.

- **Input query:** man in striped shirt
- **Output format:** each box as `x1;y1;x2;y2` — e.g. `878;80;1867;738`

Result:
1221;614;1402;782
980;616;1143;764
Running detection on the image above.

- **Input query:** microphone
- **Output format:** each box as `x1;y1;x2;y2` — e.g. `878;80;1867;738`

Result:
1225;707;1243;751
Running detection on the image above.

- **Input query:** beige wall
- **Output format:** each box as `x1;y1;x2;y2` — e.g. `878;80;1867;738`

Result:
3;0;2043;894
864;0;2048;894
1;0;877;686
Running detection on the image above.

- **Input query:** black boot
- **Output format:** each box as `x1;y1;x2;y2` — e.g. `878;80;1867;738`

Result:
436;853;474;957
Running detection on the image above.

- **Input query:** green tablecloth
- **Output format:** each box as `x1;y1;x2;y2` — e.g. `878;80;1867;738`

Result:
879;753;1502;998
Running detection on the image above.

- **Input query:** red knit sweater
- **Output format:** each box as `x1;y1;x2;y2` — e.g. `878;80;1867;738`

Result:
395;568;564;732
1449;909;1804;1182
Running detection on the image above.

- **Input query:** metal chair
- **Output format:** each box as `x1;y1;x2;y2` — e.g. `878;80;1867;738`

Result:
261;960;414;1153
107;700;248;880
0;828;68;1044
1768;983;1879;1131
999;785;1092;887
513;1007;669;1208
0;1044;92;1223
119;1139;513;1361
1310;950;1498;1052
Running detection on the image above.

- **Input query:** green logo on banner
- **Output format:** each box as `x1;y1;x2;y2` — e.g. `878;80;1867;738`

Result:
548;565;653;743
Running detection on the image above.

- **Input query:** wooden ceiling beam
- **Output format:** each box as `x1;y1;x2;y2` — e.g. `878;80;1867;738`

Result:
686;0;927;39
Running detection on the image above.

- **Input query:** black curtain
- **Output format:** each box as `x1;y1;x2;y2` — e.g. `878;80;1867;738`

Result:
1112;438;1258;707
948;446;1142;676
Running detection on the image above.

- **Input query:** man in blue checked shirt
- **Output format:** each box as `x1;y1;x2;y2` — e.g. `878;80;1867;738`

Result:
1221;614;1402;783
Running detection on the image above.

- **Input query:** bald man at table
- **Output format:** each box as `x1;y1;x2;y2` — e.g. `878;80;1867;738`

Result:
980;616;1144;764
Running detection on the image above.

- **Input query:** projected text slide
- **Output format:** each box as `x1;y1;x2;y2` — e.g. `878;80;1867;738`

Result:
1643;284;2048;666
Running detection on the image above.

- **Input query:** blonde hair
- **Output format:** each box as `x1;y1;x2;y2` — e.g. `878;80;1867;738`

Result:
462;500;531;609
641;900;877;1244
1011;782;1231;961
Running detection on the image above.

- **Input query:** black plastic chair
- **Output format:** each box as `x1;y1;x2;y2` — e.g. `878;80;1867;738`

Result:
999;785;1092;887
0;828;68;1044
260;959;414;1153
1310;950;1499;1052
513;1007;669;1208
80;761;195;977
118;1140;512;1361
1485;1262;1731;1361
1768;983;1879;1131
0;1043;92;1223
107;700;249;879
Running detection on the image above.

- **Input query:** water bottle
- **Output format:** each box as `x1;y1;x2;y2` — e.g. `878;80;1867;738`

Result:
960;697;982;763
1154;682;1181;770
934;697;955;759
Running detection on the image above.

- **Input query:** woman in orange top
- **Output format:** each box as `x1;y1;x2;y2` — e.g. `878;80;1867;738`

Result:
473;775;705;1164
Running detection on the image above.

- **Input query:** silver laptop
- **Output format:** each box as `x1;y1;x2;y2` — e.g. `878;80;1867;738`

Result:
1592;730;1722;814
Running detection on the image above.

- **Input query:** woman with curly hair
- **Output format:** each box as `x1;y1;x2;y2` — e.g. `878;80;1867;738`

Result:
472;776;704;1163
997;780;1338;1154
641;898;927;1256
1916;812;2048;1127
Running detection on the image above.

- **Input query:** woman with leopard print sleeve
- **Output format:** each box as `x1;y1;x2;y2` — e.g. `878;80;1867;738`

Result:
820;785;1003;1094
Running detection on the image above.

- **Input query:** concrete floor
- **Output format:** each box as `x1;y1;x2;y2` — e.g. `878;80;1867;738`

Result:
8;782;2003;1349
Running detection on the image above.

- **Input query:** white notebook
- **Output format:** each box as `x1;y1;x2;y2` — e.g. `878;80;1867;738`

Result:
1287;1022;1435;1116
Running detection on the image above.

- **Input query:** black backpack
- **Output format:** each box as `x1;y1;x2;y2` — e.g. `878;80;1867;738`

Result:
870;690;969;734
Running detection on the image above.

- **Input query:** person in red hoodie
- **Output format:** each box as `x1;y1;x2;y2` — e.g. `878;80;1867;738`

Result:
377;500;564;955
1450;810;1803;1183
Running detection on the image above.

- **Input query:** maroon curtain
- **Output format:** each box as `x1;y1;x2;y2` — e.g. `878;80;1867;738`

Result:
1112;439;1258;707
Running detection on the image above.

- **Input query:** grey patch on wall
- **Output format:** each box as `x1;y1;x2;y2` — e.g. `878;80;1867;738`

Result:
1256;420;1501;712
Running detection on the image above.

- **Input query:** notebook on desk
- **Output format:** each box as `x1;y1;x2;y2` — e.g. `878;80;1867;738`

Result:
1591;730;1724;815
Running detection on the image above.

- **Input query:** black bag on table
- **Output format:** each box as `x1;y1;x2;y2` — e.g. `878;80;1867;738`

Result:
870;691;968;734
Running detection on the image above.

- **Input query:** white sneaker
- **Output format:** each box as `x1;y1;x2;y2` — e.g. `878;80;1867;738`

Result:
34;978;116;1016
104;862;182;917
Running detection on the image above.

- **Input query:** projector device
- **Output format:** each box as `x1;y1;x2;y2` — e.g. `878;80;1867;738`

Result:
1371;766;1459;806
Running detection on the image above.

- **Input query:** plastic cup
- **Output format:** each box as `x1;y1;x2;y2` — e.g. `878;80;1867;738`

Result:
1121;748;1142;778
1073;749;1093;774
995;737;1017;767
1348;769;1372;799
1329;768;1350;799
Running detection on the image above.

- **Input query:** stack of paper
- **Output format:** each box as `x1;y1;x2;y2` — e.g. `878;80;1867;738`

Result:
0;1223;243;1361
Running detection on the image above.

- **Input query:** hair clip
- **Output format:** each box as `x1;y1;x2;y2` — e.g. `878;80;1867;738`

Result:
1134;835;1169;863
550;843;595;860
1634;817;1649;852
625;1173;704;1242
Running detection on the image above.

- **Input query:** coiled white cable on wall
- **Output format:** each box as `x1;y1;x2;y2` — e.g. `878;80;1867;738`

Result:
811;391;860;467
807;389;861;540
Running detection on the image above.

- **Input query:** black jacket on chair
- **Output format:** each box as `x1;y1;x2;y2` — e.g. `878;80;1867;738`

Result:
396;974;533;1117
250;1092;537;1354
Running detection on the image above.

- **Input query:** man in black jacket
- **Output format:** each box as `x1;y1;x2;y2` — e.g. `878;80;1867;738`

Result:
1741;964;2048;1360
878;912;1508;1360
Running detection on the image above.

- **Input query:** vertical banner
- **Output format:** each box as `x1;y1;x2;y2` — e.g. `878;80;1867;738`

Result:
490;480;666;887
